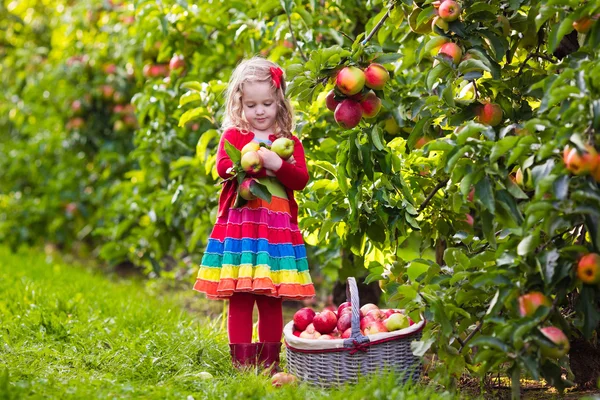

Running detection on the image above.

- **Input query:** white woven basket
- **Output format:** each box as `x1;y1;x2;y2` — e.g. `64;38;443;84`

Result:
283;277;425;387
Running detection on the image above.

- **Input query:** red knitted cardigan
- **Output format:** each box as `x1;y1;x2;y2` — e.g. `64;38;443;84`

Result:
215;128;309;224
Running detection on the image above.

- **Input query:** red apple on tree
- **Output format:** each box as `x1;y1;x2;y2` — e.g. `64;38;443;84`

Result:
335;66;366;96
360;92;382;118
577;253;600;285
334;99;363;129
438;0;461;22
475;102;503;126
573;17;594;34
563;145;598;175
293;307;315;331
326;89;341;112
539;326;570;358
518;292;551;317
271;137;294;160
438;42;463;64
363;63;389;90
169;54;186;73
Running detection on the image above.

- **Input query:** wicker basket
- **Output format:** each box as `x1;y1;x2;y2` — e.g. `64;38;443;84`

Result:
283;277;425;387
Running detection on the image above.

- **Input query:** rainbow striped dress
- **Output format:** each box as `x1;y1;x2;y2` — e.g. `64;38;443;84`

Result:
193;137;315;300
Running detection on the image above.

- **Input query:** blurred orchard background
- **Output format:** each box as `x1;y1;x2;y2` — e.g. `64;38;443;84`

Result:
2;0;600;397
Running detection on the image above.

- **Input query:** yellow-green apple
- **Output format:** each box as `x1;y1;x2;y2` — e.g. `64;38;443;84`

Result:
563;145;598;175
169;54;186;73
539;326;570;358
337;301;352;316
415;136;430;149
573;17;593;33
438;42;463;64
475;102;503;126
239;179;257;201
113;120;126;133
271;137;295;160
360;92;382;118
313;310;337;334
577;253;600;285
360;303;379;317
432;16;449;31
271;372;298;387
439;0;461;21
335;66;365;96
363;320;388;335
241;142;261;156
515;167;533;189
293;307;315;331
384;117;401;135
337;312;352;332
408;7;434;34
518;292;551;317
363;63;389;90
384;313;410;331
325;89;340;112
240;151;263;173
334;99;363;129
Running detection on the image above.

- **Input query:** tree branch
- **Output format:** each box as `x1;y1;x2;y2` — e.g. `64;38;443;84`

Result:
459;320;483;353
418;179;448;213
285;10;308;62
362;4;394;45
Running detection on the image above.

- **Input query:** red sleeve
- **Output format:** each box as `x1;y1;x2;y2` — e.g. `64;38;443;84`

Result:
274;136;309;191
216;128;267;179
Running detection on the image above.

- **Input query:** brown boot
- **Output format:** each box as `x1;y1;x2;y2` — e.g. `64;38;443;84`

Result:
256;342;282;375
229;343;258;370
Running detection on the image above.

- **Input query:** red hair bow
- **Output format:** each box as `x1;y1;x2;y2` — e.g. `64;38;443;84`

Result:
270;66;284;88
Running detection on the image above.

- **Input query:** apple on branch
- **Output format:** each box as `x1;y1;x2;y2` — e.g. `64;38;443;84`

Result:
334;99;363;129
335;66;365;96
363;63;389;91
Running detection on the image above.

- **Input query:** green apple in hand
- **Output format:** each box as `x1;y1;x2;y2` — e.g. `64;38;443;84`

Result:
384;313;410;331
271;137;294;160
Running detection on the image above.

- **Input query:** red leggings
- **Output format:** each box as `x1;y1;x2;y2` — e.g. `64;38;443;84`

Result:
228;292;283;344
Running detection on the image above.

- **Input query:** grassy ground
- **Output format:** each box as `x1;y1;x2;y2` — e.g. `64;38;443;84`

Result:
0;246;456;399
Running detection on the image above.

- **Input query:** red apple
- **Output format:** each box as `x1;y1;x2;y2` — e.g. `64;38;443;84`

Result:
337;302;352;316
363;63;389;91
360;303;379;317
325;90;340;112
239;178;257;201
293;329;302;337
334;99;363;129
360;315;375;331
563;145;598;176
573;17;593;34
366;309;387;322
335;66;366;96
360;92;382;118
100;85;115;101
313;310;337;334
438;42;462;64
66;117;85;130
465;214;474;226
438;0;461;22
539;326;570;358
577;253;600;285
475;102;503;126
342;327;352;339
104;63;117;74
271;372;298;387
293;307;315;331
415;137;430;149
337;311;352;332
518;292;551;317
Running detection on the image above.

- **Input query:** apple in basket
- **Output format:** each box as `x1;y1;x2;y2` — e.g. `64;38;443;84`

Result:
360;315;375;331
293;307;315;331
384;312;410;332
313;310;337;334
300;323;321;339
342;327;352;339
337;311;352;332
363;320;388;335
337;301;352;316
360;303;379;317
319;334;333;340
366;309;387;322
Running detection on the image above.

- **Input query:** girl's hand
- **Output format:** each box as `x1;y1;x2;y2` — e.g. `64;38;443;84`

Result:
287;155;296;165
257;148;283;171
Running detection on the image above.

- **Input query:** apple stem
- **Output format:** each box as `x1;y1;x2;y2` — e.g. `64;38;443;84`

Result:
362;4;394;45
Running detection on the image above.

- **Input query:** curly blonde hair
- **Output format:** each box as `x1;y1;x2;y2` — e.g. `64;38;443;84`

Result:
222;57;294;138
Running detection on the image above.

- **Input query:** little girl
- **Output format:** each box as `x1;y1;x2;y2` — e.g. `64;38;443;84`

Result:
193;57;315;372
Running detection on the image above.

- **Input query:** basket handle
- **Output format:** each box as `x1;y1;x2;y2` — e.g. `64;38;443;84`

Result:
343;277;370;349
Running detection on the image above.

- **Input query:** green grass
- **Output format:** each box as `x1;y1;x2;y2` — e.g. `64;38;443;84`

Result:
0;246;457;399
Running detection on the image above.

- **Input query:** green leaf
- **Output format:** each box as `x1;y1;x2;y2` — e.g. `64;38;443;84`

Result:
549;17;575;53
179;91;201;106
224;140;241;165
475;177;495;214
195;129;218;162
411;338;435;357
371;125;386;151
469;336;508;352
490;136;520;163
517;234;538;257
458;59;491;74
249;180;272;203
180;81;204;92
